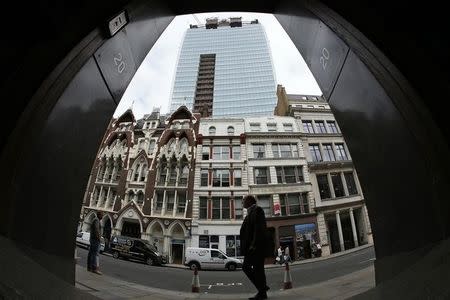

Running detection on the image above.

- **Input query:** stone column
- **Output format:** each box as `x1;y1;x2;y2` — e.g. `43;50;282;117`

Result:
164;235;171;262
349;208;359;247
328;174;335;198
105;187;111;208
98;187;104;207
341;172;349;196
336;210;344;252
111;164;117;183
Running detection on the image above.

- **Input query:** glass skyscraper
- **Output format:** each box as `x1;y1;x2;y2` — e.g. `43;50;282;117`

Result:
169;18;278;117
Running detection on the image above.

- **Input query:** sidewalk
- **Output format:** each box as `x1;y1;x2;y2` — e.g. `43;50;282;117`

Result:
76;263;375;300
161;244;373;270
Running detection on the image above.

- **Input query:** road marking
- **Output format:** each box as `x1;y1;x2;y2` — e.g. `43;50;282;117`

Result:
203;282;243;289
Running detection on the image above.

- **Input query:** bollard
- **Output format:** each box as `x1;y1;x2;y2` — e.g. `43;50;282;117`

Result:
191;266;200;293
283;262;293;289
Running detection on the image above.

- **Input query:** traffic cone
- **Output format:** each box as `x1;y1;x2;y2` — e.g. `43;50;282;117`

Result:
191;266;200;293
283;262;293;289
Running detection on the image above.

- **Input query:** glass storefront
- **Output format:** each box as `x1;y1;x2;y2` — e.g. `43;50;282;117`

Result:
226;235;241;257
295;223;318;259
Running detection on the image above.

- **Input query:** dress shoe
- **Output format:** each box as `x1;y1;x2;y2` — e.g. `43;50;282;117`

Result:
248;291;267;300
92;269;102;275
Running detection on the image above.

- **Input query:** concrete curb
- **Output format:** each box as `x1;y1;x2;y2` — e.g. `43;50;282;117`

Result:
160;244;374;270
265;244;374;269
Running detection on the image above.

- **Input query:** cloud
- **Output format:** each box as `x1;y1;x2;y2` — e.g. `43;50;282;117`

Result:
114;13;321;119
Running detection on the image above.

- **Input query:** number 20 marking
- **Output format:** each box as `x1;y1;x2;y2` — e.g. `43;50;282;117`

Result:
320;48;330;71
114;53;125;74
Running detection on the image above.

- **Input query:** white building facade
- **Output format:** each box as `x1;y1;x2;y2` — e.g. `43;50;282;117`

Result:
191;118;248;257
244;116;317;260
275;86;373;257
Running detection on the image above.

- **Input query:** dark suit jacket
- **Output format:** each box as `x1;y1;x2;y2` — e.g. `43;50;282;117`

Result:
240;204;267;257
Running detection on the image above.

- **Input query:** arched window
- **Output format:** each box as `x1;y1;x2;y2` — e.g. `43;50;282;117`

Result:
140;164;147;182
99;189;107;205
108;189;116;207
158;159;167;185
128;190;135;203
148;140;156;153
209;126;216;135
106;158;114;180
114;158;122;181
137;191;144;204
92;187;99;205
179;138;188;153
167;138;176;153
139;139;146;150
133;163;140;181
179;161;189;186
168;159;177;186
227;126;235;135
97;160;105;180
111;139;118;148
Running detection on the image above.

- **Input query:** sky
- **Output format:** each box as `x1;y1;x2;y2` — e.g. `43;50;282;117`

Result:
114;12;322;118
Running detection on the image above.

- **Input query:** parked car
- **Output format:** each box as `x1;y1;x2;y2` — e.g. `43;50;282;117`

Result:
109;236;167;266
185;247;243;271
75;232;105;253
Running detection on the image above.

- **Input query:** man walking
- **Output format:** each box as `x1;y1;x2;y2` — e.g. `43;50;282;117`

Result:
87;211;103;275
240;195;270;300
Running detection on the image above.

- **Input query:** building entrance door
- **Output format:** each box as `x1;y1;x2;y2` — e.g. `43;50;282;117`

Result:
122;220;140;238
171;243;184;264
279;236;294;261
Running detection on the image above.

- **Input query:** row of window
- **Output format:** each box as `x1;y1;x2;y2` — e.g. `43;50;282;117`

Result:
200;143;301;161
200;169;242;187
143;121;158;129
198;192;309;220
92;186;117;208
198;166;305;187
96;158;122;182
202;145;240;160
157;161;190;187
303;120;339;134
154;191;187;214
250;122;293;132
253;143;299;159
254;166;304;184
207;126;235;135
316;171;358;200
309;143;348;162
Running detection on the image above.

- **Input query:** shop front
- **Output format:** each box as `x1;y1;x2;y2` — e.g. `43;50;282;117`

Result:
267;214;318;261
191;224;242;257
295;223;319;259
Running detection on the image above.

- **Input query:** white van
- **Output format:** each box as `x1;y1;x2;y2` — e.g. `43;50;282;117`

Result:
75;231;105;253
185;247;243;271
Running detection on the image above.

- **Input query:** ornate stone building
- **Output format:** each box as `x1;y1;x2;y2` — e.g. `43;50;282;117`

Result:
79;106;200;264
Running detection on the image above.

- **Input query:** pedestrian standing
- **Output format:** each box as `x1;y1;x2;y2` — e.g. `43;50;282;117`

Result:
277;246;283;265
284;245;291;263
240;195;270;300
87;211;104;275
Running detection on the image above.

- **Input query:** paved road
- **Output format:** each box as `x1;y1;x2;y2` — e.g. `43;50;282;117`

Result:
76;246;375;294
